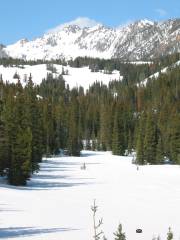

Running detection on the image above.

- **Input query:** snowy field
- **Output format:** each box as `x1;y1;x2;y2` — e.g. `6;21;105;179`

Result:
1;151;180;240
0;64;121;91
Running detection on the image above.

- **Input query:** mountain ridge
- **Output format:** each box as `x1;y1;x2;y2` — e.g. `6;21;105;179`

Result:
1;18;180;61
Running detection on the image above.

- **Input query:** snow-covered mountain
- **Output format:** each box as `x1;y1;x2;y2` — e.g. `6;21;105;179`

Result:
2;18;180;61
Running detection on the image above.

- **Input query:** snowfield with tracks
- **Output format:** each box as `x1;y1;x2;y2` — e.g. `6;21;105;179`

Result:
1;151;180;240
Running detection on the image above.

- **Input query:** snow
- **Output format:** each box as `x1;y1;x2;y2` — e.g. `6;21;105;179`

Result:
1;151;180;240
5;24;116;60
127;61;153;65
137;19;154;28
0;64;121;91
3;19;179;61
138;60;180;86
62;66;121;90
48;17;101;33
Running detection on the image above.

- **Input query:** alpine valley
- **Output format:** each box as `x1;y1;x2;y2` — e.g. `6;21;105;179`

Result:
0;16;180;240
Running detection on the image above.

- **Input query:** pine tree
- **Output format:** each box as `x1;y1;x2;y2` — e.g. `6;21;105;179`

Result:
67;92;81;156
136;113;146;165
156;135;164;164
25;76;43;171
99;104;108;151
112;108;125;156
144;111;157;164
169;114;180;164
114;224;126;240
8;80;33;185
91;200;103;240
9;127;32;185
0;122;9;175
0;98;9;175
112;111;121;155
167;227;173;240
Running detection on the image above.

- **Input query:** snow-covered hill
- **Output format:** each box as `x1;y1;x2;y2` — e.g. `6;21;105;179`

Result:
1;151;180;240
2;18;180;61
0;64;121;90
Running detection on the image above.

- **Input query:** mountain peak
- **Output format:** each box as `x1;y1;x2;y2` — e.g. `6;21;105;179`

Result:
132;19;155;28
138;19;154;25
3;18;180;61
47;17;101;33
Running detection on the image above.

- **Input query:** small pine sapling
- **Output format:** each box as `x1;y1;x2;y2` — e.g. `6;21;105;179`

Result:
167;227;173;240
114;224;126;240
91;199;103;240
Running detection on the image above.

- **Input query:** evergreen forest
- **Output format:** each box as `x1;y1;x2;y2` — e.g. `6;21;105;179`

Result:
0;54;179;185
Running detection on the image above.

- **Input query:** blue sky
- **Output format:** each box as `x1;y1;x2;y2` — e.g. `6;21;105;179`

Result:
1;0;179;45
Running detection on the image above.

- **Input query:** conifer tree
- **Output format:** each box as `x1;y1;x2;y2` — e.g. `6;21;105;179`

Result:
0;98;9;175
144;111;157;164
112;111;121;155
91;200;103;240
136;113;146;165
67;91;81;156
156;135;164;164
99;104;108;151
112;108;125;156
167;227;173;240
169;114;180;164
9;127;32;185
25;76;43;171
114;224;126;240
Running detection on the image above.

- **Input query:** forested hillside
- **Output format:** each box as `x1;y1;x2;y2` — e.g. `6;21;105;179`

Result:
0;54;179;185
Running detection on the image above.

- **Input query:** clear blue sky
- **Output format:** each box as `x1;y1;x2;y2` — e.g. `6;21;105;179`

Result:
1;0;179;45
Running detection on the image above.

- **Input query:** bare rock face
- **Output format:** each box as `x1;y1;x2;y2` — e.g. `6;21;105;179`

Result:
0;44;8;58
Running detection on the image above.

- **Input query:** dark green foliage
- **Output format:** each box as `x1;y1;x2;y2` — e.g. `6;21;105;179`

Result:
0;78;44;185
169;113;180;164
100;104;113;151
144;111;158;164
114;224;126;240
0;53;179;185
0;102;9;175
156;136;164;164
136;113;146;165
67;92;81;156
9;127;32;185
112;110;125;155
167;227;173;240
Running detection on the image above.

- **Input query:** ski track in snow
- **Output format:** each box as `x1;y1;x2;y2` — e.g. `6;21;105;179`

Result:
1;151;180;240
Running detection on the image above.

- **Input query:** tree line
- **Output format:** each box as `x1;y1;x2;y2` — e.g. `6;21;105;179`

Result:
0;53;179;185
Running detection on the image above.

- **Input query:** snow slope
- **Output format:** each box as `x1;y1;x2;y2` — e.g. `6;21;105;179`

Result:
139;60;180;86
1;151;180;240
0;64;121;90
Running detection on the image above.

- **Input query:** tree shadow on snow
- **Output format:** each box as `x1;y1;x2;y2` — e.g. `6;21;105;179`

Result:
0;156;96;190
42;160;82;166
40;167;68;172
0;176;93;191
27;180;92;190
80;152;103;157
32;174;69;180
0;209;22;212
0;226;78;238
